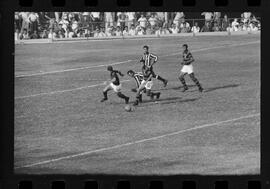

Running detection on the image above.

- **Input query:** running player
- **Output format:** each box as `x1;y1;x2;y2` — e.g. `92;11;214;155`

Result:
179;44;203;92
127;70;144;103
100;66;130;104
133;64;161;106
140;45;168;87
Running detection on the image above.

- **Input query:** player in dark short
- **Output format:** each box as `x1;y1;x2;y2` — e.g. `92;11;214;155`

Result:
100;65;130;104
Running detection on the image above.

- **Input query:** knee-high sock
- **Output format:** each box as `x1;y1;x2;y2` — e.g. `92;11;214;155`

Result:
179;76;187;88
117;92;128;99
189;73;202;88
103;91;108;99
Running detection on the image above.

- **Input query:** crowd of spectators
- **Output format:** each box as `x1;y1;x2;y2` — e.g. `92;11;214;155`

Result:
14;12;261;40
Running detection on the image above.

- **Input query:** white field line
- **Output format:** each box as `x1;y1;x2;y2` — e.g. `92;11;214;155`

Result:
15;79;131;99
15;60;133;78
14;113;260;169
15;40;259;78
15;40;260;100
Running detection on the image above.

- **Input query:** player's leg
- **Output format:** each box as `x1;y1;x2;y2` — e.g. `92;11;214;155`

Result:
189;73;203;92
116;92;130;104
178;71;188;92
100;84;112;102
151;68;168;87
134;85;145;106
112;83;129;104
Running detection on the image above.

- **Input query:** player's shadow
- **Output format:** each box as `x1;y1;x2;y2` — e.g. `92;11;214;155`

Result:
142;97;200;106
158;84;197;91
204;84;240;93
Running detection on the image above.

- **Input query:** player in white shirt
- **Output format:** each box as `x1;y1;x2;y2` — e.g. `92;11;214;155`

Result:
231;18;239;31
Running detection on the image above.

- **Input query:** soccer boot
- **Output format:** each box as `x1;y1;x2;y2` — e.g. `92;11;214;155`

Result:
138;95;142;103
100;98;108;102
125;97;130;104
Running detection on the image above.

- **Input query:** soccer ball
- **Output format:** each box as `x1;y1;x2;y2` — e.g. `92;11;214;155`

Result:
124;105;132;112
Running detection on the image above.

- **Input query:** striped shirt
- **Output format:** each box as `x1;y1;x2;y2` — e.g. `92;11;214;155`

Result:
133;72;144;88
140;52;158;68
182;50;194;65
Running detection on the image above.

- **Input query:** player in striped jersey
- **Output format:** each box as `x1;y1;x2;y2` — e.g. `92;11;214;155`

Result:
100;66;130;104
179;44;203;92
140;45;168;87
133;65;161;106
127;70;144;102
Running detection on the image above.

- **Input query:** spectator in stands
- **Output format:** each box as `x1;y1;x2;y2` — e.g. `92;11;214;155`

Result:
126;12;136;30
82;12;91;28
123;26;129;36
91;12;101;30
137;27;144;35
249;22;258;31
201;21;211;32
145;26;153;35
128;24;136;36
15;12;22;31
28;12;39;34
104;12;114;31
241;12;251;24
162;23;170;34
118;12;127;31
169;23;179;34
19;12;30;34
201;12;213;25
232;18;239;31
191;22;200;33
71;17;79;32
59;17;69;32
20;28;29;39
115;26;123;36
213;12;221;27
180;21;190;33
85;29;91;37
93;28;100;37
148;14;157;28
40;30;48;38
156;12;165;26
68;28;74;38
173;12;184;28
221;14;229;31
45;12;57;30
105;26;114;37
138;14;147;30
30;30;39;39
212;22;220;32
99;28;107;37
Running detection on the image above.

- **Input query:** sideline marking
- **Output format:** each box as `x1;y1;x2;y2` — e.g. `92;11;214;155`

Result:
15;40;259;78
14;113;260;169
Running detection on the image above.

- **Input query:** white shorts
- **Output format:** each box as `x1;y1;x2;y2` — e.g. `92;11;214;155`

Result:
181;64;194;74
140;80;153;90
110;83;122;92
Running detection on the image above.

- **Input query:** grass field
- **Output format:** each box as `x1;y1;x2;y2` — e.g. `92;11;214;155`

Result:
14;34;260;175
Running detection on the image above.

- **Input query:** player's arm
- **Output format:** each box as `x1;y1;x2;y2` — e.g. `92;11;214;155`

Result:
149;53;158;66
182;53;195;65
139;56;144;63
116;70;124;77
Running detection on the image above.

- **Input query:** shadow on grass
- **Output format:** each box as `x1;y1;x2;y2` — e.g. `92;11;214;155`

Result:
158;84;197;91
141;97;200;106
204;84;240;93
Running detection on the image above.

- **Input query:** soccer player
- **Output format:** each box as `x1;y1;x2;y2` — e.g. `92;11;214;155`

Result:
140;45;168;87
179;44;203;92
100;66;130;104
133;65;161;106
127;70;144;103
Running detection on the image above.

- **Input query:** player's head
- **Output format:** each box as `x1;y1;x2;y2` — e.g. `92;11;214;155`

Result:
143;45;149;53
182;44;188;51
107;65;113;71
127;70;135;77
